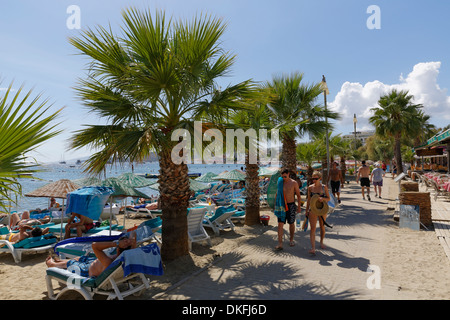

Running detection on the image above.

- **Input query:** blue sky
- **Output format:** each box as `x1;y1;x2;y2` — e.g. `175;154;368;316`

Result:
1;0;450;163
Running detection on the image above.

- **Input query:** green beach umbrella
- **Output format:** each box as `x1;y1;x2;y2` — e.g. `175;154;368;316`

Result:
149;179;209;193
195;172;218;182
258;167;279;177
213;169;246;181
116;172;153;188
72;177;102;187
101;177;150;198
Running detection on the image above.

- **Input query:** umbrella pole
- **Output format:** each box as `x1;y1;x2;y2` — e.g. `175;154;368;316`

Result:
109;196;112;236
60;198;64;239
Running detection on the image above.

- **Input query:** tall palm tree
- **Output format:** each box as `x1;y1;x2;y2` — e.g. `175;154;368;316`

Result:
266;72;338;173
369;89;423;175
69;8;255;261
0;82;62;212
296;141;319;185
228;97;271;225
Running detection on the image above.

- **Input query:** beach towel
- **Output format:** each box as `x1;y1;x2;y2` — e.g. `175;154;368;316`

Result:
116;243;163;277
273;177;287;220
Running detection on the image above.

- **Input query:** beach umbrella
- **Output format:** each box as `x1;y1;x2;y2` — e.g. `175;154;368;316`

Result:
72;177;102;187
65;186;114;221
101;177;151;233
195;172;218;183
25;179;81;199
258;167;279;177
149;179;209;193
116;172;153;188
213;169;246;181
25;179;82;237
312;163;322;169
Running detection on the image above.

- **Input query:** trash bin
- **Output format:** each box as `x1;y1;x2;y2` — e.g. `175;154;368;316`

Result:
260;215;270;226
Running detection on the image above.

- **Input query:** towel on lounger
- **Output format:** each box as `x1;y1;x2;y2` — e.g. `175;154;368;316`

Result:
116;243;163;277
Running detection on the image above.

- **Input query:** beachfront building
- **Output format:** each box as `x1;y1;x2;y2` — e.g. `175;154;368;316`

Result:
342;130;375;146
412;128;450;173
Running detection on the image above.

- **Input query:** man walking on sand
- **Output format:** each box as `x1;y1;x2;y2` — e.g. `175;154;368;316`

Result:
328;162;344;204
357;160;371;201
274;169;302;250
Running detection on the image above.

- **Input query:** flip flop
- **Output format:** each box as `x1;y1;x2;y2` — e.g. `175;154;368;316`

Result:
274;246;283;251
289;241;295;247
308;249;316;256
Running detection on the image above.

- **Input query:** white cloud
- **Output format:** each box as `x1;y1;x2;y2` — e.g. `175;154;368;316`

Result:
329;61;450;132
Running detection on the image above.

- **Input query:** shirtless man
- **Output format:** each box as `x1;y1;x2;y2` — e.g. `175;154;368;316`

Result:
46;233;136;277
65;212;95;239
275;169;302;250
327;162;344;204
0;225;49;244
357;160;371;201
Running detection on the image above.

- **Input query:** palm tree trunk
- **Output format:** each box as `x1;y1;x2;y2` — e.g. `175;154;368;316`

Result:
158;150;191;261
244;154;260;225
340;156;346;182
307;165;314;186
394;135;403;174
281;133;297;173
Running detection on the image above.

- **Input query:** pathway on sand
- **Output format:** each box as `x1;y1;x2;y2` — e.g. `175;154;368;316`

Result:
154;175;450;300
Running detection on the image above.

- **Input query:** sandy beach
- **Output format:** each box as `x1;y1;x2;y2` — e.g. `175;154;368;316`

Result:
0;175;449;300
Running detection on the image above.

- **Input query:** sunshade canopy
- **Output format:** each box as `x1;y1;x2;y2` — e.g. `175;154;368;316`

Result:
195;172;218;182
25;179;81;199
116;172;153;188
213;169;246;181
66;186;114;220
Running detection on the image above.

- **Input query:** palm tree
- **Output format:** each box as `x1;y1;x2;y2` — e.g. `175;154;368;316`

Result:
69;8;255;261
228;97;271;226
0;82;61;212
369;89;423;175
266;72;338;173
296;141;319;185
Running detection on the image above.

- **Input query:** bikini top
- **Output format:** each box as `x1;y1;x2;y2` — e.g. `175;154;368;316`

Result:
309;184;326;197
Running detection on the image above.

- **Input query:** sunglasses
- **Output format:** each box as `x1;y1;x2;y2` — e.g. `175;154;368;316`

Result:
312;177;319;181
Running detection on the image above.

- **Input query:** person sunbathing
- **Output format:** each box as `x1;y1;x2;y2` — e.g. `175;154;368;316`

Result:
9;211;51;231
45;233;137;277
0;225;49;244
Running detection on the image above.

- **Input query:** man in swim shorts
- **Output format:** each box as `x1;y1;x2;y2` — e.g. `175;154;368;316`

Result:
0;225;48;244
46;233;136;277
275;169;302;250
357;160;371;201
327;162;344;204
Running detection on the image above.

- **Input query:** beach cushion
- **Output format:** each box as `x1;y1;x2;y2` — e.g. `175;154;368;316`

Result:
46;261;122;289
0;226;9;235
13;234;57;249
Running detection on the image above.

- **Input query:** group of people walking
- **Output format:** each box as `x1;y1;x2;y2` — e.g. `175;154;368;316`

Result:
274;161;386;255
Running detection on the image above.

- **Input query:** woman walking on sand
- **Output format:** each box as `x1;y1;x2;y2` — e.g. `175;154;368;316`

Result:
305;171;331;255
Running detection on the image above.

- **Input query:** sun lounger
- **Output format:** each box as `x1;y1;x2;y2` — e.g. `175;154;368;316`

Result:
187;207;211;250
202;205;236;235
47;223;124;237
0;234;58;263
46;243;163;300
55;221;160;259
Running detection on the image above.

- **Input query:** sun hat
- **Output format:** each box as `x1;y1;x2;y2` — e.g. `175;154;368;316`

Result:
310;194;329;216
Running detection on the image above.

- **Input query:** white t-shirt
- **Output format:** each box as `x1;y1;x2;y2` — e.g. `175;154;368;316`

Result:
372;168;384;182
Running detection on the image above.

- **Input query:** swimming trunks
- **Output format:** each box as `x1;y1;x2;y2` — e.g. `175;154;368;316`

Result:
277;202;297;224
360;177;370;187
330;180;341;193
66;256;96;277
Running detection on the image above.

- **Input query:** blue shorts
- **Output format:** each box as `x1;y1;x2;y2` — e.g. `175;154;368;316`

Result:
66;256;96;277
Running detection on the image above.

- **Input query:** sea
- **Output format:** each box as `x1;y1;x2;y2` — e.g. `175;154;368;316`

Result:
11;161;245;213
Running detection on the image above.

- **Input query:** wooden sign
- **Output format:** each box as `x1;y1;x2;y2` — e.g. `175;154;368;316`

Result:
416;148;444;157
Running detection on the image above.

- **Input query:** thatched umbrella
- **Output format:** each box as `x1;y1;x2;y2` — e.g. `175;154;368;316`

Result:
25;179;81;236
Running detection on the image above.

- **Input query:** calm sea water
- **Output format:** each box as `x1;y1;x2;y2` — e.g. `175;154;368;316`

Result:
12;161;244;213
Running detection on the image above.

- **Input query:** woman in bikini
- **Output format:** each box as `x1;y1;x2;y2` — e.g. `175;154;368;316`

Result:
305;171;330;255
